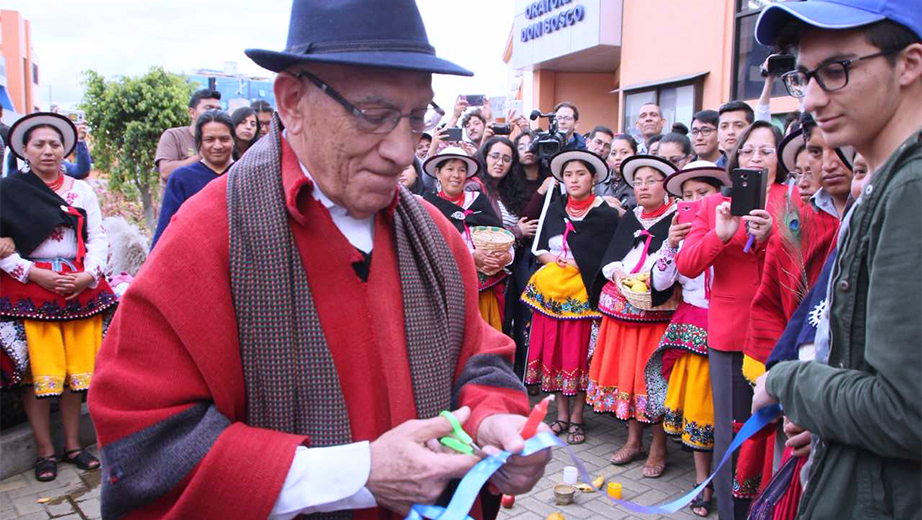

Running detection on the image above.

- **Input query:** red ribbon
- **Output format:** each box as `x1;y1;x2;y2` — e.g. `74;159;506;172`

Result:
557;220;576;264
630;230;653;274
63;206;87;262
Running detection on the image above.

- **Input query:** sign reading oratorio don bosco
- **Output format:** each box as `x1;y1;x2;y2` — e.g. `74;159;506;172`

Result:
521;0;586;42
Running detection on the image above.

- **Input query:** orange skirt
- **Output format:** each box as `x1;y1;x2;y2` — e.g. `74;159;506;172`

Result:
586;317;668;423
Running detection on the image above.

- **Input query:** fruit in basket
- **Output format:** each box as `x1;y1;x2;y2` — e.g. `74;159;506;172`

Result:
630;281;649;293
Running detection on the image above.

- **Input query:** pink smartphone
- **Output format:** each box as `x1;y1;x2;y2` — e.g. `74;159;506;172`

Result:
677;200;701;225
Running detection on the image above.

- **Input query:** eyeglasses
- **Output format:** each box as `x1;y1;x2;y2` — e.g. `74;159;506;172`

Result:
632;178;663;188
296;70;443;134
781;48;901;98
487;153;513;164
690;127;715;137
664;155;688;165
738;146;776;158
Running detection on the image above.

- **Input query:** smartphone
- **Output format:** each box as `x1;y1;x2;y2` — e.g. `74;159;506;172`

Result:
492;124;511;135
465;94;485;106
676;200;701;225
730;168;768;216
444;127;463;142
762;54;795;77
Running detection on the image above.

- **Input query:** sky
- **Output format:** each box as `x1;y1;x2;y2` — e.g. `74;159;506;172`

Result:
7;0;516;113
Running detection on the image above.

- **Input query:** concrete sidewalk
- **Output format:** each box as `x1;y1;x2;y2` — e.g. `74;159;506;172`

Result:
0;447;101;520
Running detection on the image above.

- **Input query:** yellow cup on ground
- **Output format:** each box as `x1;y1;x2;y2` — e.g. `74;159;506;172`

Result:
607;481;623;499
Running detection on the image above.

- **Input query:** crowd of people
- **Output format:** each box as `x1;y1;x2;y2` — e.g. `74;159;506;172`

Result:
0;0;919;518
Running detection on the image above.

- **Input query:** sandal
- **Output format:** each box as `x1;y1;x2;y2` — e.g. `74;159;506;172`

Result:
609;444;646;465
35;455;57;482
527;385;540;396
549;420;569;435
689;482;713;517
642;454;668;478
566;423;586;445
62;448;100;471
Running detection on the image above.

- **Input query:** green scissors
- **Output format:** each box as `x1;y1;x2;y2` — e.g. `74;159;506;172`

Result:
438;410;484;456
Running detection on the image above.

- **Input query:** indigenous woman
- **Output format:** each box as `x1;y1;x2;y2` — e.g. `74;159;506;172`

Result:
675;120;785;518
151;110;236;249
422;147;513;331
643;161;730;516
521;150;617;445
0;113;116;481
587;154;678;478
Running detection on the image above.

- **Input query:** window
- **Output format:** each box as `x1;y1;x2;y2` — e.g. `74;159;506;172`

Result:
622;80;702;138
732;0;787;100
32;63;39;85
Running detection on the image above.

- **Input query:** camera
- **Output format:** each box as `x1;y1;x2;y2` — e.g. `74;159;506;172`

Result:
492;124;511;136
761;53;795;77
528;110;567;162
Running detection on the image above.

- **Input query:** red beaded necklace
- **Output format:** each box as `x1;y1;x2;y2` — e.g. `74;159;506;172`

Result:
44;174;64;192
566;194;596;218
641;199;671;219
438;191;465;206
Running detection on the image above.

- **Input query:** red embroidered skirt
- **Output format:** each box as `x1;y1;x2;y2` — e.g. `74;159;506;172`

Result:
524;313;595;395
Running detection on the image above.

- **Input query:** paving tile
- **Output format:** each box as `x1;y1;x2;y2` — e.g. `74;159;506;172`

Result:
0;476;27;494
12;495;44;516
78;497;101;519
45;497;79;517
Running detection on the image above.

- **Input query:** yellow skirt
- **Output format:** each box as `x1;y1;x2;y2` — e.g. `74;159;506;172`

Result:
520;263;598;319
479;289;503;332
663;352;715;450
23;315;103;398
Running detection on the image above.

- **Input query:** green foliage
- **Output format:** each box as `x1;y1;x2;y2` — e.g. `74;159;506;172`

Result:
78;67;193;196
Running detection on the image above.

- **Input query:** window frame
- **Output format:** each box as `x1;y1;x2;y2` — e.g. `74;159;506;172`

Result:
621;77;704;135
731;0;788;101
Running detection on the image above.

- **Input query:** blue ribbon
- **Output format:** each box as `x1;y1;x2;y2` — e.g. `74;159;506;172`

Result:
405;404;782;519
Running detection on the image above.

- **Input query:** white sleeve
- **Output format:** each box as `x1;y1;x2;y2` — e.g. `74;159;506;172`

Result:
755;102;772;123
80;186;108;287
268;441;377;519
601;260;626;282
0;252;33;284
651;244;680;291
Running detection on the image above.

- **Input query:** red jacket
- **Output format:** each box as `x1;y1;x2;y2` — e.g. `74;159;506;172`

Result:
676;184;791;352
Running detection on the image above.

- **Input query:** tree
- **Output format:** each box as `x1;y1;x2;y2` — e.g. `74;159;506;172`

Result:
79;67;194;232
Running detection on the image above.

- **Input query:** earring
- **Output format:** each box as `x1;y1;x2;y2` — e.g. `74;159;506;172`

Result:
664;191;669;206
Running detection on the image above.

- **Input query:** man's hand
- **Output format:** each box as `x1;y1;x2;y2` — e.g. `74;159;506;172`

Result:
0;237;16;258
452;95;470;120
76;123;89;142
782;417;812;458
482;98;493;122
477;414;551;495
482;123;496;143
367;407;480;515
751;372;778;415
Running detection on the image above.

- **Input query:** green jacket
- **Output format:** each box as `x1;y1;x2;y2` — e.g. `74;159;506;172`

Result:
767;129;922;520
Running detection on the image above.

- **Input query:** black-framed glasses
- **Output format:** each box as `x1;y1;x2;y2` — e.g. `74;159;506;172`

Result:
781;48;901;98
296;70;444;134
690;127;715;137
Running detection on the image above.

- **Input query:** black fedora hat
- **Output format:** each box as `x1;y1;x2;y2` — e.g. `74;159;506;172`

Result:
246;0;473;76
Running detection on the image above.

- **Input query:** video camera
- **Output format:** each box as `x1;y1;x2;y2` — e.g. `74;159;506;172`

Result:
528;110;568;161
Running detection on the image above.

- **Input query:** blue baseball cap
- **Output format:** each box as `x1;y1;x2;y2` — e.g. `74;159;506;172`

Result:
755;0;922;47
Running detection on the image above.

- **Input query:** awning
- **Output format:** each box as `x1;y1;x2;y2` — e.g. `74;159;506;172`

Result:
610;71;709;94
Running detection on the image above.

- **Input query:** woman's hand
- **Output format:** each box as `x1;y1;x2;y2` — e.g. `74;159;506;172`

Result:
537;177;557;196
516;218;538;238
667;213;692;249
555;257;577;269
473;249;504;275
0;237;16;258
742;209;773;243
609;268;627;284
28;267;65;293
56;272;95;300
715;201;741;243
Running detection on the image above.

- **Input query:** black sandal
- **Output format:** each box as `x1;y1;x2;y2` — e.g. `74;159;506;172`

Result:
35;456;58;482
689;482;713;517
567;423;586;445
62;448;100;471
549;420;569;435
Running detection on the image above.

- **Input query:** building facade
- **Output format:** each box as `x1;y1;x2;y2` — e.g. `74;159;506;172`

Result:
186;62;275;113
0;9;40;123
506;0;799;138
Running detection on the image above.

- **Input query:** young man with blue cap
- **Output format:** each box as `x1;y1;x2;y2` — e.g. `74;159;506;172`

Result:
751;1;921;519
88;1;549;519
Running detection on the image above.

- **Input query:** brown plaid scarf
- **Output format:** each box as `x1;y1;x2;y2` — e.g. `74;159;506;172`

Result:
226;116;466;518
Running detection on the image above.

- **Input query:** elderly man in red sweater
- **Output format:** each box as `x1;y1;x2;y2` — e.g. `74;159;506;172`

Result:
88;1;549;518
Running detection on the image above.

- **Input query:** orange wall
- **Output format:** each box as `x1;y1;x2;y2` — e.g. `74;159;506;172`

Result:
533;70;620;134
1;10;36;114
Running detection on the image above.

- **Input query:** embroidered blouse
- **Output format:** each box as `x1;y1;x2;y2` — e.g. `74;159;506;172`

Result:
601;205;675;281
0;178;107;285
651;241;710;309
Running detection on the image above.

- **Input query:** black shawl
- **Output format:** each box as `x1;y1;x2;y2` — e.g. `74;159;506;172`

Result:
423;192;503;233
0;171;87;257
535;196;620;295
589;209;676;308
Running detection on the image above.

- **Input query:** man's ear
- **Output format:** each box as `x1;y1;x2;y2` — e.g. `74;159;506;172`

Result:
274;71;309;135
187;106;196;122
897;43;922;89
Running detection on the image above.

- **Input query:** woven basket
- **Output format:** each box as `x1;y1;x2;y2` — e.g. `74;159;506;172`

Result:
470;226;515;252
618;272;681;311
